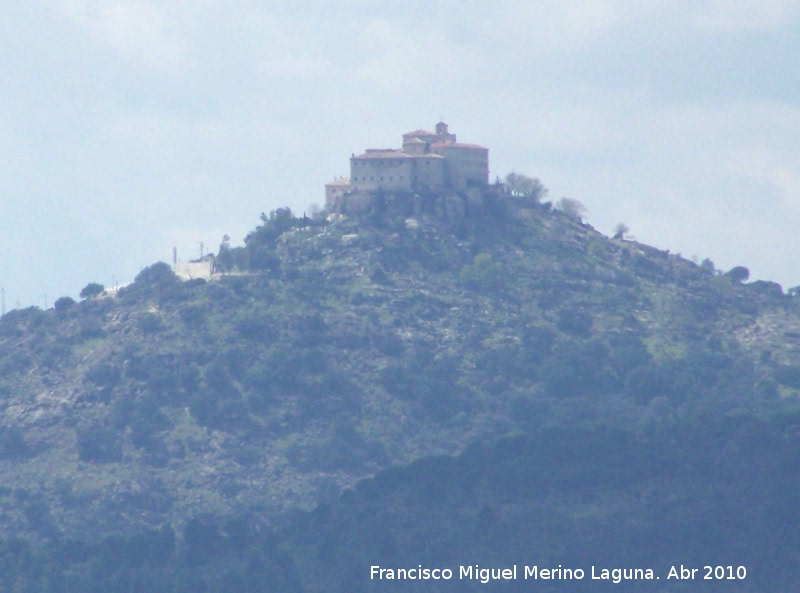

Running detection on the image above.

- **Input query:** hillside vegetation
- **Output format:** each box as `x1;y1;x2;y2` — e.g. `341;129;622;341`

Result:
0;188;798;591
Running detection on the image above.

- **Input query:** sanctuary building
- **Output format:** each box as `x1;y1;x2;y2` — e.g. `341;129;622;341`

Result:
326;122;489;207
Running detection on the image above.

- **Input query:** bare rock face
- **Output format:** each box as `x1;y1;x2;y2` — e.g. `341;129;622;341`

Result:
335;190;374;215
436;192;467;222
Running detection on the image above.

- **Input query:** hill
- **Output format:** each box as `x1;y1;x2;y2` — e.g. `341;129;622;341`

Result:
0;187;798;591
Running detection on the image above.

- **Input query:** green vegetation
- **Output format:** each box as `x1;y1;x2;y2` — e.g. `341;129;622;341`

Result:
554;196;587;220
0;187;797;590
503;172;548;202
79;282;105;299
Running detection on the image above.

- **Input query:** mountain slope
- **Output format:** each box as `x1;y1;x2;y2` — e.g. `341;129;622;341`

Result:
0;189;798;590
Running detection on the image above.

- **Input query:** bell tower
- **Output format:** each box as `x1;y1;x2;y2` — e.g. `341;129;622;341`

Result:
434;121;456;143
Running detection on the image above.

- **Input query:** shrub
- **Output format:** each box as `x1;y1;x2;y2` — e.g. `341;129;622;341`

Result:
725;266;750;283
554;197;586;220
178;304;205;326
747;280;783;298
460;253;502;289
774;365;800;389
0;427;31;459
134;262;177;287
138;312;163;333
77;426;122;463
556;307;593;337
84;363;121;392
54;296;76;314
79;283;105;299
79;317;106;338
125;262;180;300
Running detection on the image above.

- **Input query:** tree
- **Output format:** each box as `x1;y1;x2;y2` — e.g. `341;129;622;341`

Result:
245;207;301;270
555;197;586;221
261;207;297;233
504;172;548;202
79;282;105;299
612;223;629;240
130;262;179;296
700;258;716;275
54;296;75;313
725;266;750;283
134;262;177;286
216;234;234;274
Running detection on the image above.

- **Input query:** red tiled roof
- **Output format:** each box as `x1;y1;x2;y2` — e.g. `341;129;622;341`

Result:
402;129;436;137
354;149;405;158
353;150;444;159
430;141;487;150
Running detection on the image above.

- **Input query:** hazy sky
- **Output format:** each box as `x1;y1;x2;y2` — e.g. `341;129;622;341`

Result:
2;1;800;308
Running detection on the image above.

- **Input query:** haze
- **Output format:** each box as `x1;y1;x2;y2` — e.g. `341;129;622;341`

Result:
2;1;799;308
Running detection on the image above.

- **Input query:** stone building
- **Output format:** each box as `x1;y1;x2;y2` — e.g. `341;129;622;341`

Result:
324;177;352;206
326;122;488;207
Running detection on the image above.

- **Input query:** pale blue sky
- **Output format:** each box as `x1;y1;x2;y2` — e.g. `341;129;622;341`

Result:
2;1;800;307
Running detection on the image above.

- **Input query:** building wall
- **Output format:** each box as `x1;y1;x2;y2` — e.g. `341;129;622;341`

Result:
411;156;447;190
433;145;489;189
325;178;351;207
334;123;488;200
402;138;428;154
350;157;415;192
174;260;214;280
